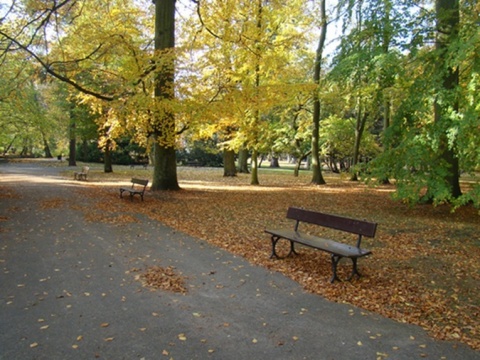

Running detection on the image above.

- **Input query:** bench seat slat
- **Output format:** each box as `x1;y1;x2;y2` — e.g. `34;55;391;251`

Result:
265;229;371;258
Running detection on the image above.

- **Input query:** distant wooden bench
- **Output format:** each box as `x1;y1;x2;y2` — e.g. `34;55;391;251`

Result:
129;163;148;169
184;160;200;167
265;207;377;283
73;166;89;181
119;178;149;201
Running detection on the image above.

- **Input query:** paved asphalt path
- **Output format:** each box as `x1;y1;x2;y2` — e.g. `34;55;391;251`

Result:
1;161;479;360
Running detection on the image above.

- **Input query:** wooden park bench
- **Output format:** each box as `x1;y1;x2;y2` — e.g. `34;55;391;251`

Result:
129;163;148;169
184;160;200;167
119;178;149;201
73;166;89;181
265;207;377;283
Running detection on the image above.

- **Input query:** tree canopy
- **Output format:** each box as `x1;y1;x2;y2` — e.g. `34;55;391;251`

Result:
0;0;479;207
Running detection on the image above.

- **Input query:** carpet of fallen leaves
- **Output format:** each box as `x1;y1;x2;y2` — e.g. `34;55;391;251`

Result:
42;163;480;350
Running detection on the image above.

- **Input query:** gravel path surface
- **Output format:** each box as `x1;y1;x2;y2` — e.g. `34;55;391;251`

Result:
1;161;479;360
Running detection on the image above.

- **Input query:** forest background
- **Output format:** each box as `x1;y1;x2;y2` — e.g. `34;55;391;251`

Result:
0;0;479;206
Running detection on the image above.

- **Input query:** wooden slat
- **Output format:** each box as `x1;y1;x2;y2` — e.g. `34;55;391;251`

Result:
131;178;149;186
286;207;377;238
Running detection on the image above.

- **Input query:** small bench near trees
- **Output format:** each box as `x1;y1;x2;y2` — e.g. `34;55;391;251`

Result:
265;207;377;283
119;178;149;201
73;166;89;181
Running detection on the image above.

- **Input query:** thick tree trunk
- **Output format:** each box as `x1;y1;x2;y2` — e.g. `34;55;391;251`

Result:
223;149;237;177
269;156;279;168
237;148;250;173
152;141;179;191
151;0;180;191
311;0;327;185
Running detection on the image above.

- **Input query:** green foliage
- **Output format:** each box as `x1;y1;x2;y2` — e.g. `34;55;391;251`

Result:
76;137;147;165
176;140;223;167
320;114;380;170
1;0;479;206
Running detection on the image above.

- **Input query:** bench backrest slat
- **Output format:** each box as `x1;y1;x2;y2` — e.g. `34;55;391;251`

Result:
131;178;149;186
287;207;377;238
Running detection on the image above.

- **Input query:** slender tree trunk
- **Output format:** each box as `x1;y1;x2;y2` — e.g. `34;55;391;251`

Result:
42;133;53;158
350;0;366;182
151;0;180;191
249;0;263;186
431;0;461;199
3;135;16;156
68;115;76;166
294;150;311;177
350;109;367;181
223;149;237;177
104;138;113;173
380;0;392;184
311;0;327;185
82;139;88;160
250;149;259;185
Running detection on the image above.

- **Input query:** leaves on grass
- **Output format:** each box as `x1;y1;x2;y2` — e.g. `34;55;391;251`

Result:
78;168;480;349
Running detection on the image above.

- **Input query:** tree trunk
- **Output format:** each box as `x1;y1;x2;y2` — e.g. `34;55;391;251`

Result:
430;0;461;199
152;141;180;190
294;150;311;177
151;0;180;191
269;156;279;168
42;133;53;158
82;139;88;160
350;105;367;181
250;149;260;185
223;149;237;177
380;1;392;184
68;115;76;166
3;135;16;155
104;138;113;173
237;148;250;173
311;0;327;185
